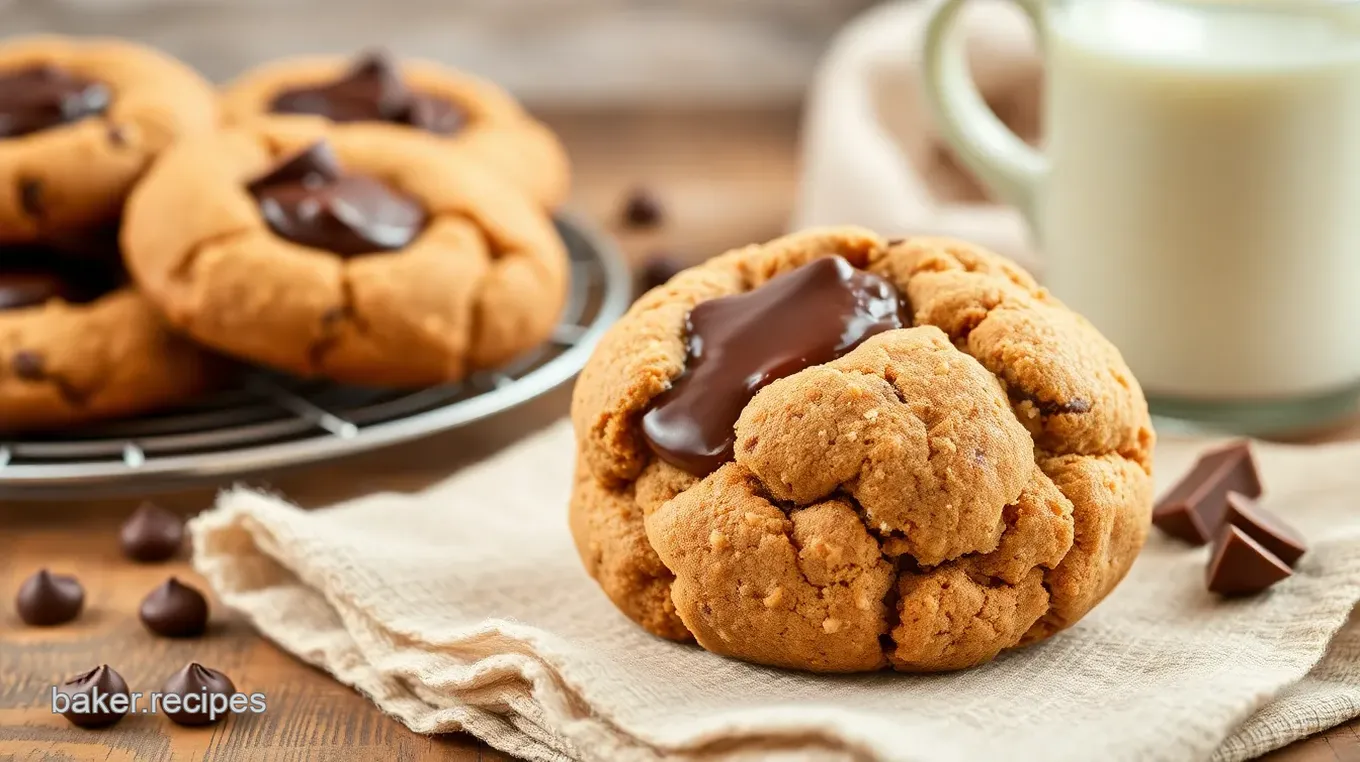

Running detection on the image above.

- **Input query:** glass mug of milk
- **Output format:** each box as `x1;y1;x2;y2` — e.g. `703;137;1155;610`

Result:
923;0;1360;434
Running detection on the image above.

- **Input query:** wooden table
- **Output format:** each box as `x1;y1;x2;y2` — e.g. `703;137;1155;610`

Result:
2;109;1356;762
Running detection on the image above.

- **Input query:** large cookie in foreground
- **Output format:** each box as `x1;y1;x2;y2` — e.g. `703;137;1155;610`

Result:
0;36;216;243
219;51;570;211
122;126;568;388
569;228;1154;673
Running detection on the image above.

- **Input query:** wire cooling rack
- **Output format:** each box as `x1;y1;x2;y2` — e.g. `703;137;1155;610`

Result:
0;214;632;499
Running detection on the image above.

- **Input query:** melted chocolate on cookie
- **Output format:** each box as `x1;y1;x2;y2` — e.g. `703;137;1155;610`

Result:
0;65;110;138
0;239;124;311
247;140;427;257
641;256;907;477
269;52;466;135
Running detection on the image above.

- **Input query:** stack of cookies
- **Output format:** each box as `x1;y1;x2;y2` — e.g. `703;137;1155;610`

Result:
0;37;571;433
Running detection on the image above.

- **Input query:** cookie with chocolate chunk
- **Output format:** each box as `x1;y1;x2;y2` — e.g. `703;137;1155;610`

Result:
121;126;568;387
0;238;218;432
219;51;570;210
0;36;216;243
569;228;1155;673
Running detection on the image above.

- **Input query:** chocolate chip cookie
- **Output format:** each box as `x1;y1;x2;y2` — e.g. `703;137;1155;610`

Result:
0;36;216;244
219;51;570;210
121;126;569;388
0;238;218;432
570;228;1155;673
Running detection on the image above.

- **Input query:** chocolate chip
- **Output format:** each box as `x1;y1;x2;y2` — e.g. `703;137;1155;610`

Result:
15;569;84;626
107;124;128;146
1153;441;1263;545
886;238;906;247
638;252;686;291
620;187;664;228
1206;524;1291;596
11;350;44;380
1224;492;1307;568
270;51;466;136
119;502;185;562
162;663;236;726
19;178;42;217
641;256;906;477
1017;391;1091;417
139;577;209;637
0;66;109;138
55;665;131;728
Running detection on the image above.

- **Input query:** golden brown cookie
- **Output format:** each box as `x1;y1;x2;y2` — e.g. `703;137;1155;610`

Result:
569;228;1154;673
0;36;216;244
122;125;569;388
219;52;570;210
0;245;219;432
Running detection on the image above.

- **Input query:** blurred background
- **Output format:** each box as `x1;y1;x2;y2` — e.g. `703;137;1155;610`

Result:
0;0;881;108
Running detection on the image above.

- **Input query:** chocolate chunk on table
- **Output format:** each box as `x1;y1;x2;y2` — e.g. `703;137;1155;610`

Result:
15;568;84;626
1224;491;1308;567
1207;524;1292;596
119;502;185;562
55;665;130;728
1153;441;1263;545
140;577;210;638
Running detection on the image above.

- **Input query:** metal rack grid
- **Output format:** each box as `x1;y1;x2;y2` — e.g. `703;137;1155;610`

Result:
0;214;632;499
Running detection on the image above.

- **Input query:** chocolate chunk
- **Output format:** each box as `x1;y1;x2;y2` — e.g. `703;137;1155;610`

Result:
1206;524;1292;596
247;141;427;257
1224;492;1307;568
1153;441;1262;545
270;51;465;135
11;350;44;379
15;569;84;626
0;65;109;138
139;577;209;637
119;502;185;562
642;256;906;476
107;123;128;146
0;271;66;310
55;665;130;728
620;187;663;228
19;178;43;217
638;252;685;291
162;663;236;726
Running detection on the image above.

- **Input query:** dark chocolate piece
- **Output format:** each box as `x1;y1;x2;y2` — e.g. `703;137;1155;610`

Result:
0;237;126;312
641;256;906;476
19;178;42;216
247;141;426;257
11;350;44;380
55;665;130;728
119;502;185;562
0;271;66;310
1153;441;1262;545
15;569;84;626
139;577;209;637
1206;524;1291;596
270;51;465;135
0;65;109;138
638;252;685;291
162;663;236;726
1224;492;1307;568
621;187;664;228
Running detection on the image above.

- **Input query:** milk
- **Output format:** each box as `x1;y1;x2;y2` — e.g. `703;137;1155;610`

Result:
1043;0;1360;400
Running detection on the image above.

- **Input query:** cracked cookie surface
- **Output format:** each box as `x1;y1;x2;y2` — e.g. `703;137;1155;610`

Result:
0;36;216;244
569;227;1154;672
219;55;570;211
0;288;220;432
121;125;568;388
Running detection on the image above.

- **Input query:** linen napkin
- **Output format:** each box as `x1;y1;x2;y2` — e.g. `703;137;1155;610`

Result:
793;0;1043;273
192;419;1360;762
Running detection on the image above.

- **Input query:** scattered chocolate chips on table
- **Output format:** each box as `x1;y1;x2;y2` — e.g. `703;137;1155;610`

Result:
1207;525;1293;596
1152;440;1263;545
119;501;185;562
55;665;130;728
15;569;84;626
1224;491;1308;568
162;663;236;726
620;186;664;228
638;251;685;291
139;577;209;638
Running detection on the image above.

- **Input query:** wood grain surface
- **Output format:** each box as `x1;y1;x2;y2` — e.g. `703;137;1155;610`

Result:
0;108;1355;762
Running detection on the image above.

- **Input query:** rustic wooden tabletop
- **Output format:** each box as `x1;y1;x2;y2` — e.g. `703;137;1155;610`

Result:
1;108;1356;761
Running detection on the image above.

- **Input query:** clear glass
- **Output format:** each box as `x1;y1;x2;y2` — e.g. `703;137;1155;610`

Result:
1040;0;1360;436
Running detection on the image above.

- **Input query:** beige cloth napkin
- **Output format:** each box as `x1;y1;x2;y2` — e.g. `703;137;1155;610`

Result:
793;0;1043;273
193;419;1360;762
